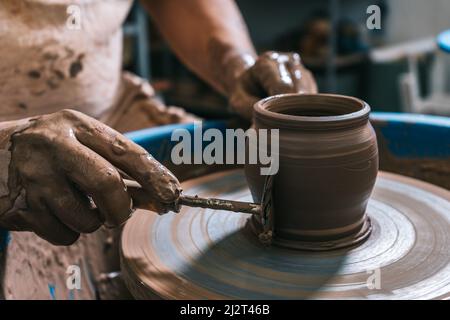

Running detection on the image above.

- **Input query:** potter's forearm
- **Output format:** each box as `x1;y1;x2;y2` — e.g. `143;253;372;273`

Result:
140;0;257;95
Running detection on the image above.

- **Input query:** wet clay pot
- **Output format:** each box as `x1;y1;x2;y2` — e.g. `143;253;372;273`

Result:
245;94;379;250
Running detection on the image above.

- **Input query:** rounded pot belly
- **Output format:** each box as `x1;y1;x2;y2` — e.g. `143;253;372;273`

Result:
245;93;379;250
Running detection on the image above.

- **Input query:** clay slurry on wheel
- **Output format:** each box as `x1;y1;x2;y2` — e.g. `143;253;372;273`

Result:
121;169;450;300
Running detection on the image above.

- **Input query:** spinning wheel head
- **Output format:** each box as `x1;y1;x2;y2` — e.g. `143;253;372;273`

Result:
121;170;450;300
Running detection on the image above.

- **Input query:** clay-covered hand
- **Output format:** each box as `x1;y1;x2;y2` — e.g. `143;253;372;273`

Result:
228;52;318;120
0;110;181;245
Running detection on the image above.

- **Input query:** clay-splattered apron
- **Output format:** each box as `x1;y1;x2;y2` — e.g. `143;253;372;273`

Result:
0;0;195;299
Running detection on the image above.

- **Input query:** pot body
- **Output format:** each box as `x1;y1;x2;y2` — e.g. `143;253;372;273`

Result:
245;94;378;249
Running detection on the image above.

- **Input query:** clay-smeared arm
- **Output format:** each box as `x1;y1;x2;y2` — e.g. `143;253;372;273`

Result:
141;0;317;119
0;110;181;245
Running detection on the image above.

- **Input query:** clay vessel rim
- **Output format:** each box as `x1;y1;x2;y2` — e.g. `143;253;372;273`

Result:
254;93;370;124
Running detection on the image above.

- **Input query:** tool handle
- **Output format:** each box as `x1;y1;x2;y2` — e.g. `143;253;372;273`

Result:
179;195;261;215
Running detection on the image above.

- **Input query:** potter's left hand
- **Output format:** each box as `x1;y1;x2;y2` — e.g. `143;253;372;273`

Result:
0;110;181;245
228;52;318;120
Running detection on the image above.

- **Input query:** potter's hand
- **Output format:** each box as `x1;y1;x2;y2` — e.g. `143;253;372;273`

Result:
228;52;318;120
0;110;181;245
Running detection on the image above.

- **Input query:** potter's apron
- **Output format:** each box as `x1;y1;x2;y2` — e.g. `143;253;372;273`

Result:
0;0;196;300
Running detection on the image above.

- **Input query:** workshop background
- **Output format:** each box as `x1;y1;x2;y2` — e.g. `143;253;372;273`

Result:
123;0;450;118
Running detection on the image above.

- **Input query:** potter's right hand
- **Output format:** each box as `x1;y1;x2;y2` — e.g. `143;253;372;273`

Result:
0;109;181;245
228;52;318;120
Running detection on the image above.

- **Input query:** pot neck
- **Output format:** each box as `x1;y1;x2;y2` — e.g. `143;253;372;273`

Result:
254;94;371;131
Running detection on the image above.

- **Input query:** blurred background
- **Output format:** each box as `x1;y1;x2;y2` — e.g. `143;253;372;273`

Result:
123;0;450;118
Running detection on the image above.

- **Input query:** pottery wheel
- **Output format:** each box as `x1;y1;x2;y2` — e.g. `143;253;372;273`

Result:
121;170;450;300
